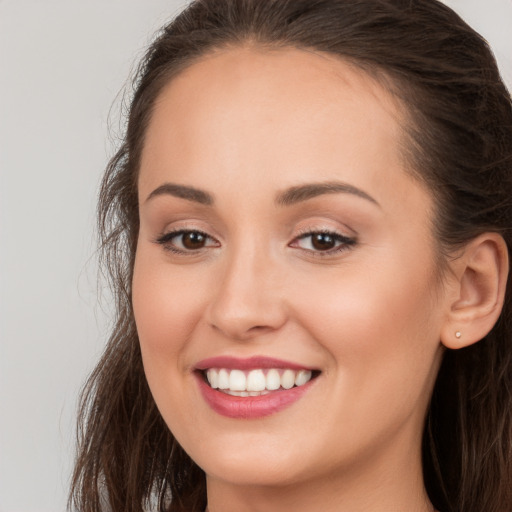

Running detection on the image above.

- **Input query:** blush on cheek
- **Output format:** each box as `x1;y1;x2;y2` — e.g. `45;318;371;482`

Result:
297;259;438;365
134;294;190;360
132;249;202;356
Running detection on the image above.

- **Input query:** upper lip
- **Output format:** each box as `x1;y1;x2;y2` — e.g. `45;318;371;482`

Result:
195;355;317;371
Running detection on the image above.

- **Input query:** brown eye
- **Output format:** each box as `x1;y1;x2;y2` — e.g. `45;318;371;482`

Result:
156;230;219;253
292;231;356;255
310;233;336;251
181;231;207;250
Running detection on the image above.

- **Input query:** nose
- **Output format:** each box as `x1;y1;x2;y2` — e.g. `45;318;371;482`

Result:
205;243;288;341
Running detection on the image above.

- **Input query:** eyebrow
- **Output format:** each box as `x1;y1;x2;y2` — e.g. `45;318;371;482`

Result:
275;181;380;207
145;180;379;208
145;183;213;205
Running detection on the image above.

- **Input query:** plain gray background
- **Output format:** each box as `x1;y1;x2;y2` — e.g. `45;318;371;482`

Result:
0;1;511;511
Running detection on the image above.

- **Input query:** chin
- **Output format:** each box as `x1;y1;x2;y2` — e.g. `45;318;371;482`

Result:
201;455;307;488
180;430;314;487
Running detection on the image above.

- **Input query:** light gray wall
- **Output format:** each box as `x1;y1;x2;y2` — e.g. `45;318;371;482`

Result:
0;1;510;511
0;2;187;511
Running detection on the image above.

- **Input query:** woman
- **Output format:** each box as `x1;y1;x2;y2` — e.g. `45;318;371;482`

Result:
70;1;512;511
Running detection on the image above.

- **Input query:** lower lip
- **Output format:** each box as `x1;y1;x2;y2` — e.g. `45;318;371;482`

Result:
195;373;316;419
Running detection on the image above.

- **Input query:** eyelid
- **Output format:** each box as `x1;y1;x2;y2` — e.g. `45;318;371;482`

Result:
155;228;220;254
289;228;357;256
153;217;222;245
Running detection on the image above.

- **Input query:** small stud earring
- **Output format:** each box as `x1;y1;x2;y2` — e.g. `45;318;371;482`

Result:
455;331;462;339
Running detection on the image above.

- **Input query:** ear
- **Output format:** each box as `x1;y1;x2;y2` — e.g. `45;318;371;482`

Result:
441;233;509;349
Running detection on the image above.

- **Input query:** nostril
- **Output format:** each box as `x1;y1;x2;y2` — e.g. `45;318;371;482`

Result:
248;325;271;332
209;320;283;342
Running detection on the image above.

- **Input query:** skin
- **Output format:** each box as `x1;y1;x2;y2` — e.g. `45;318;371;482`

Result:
132;47;452;511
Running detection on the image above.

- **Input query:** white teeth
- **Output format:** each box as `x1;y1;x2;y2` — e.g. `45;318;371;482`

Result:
247;369;266;391
204;367;314;393
229;369;246;391
206;369;219;388
225;390;249;397
295;370;312;386
266;369;281;390
218;369;229;390
281;369;295;389
225;390;271;397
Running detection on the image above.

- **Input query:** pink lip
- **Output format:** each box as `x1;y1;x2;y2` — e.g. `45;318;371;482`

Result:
194;356;318;419
195;375;316;419
195;355;315;371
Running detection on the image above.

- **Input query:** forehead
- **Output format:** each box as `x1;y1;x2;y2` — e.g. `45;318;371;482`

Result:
145;46;404;149
139;46;422;213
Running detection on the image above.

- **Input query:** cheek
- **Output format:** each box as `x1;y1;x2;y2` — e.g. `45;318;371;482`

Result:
293;253;442;394
286;259;443;459
132;247;209;369
131;247;215;435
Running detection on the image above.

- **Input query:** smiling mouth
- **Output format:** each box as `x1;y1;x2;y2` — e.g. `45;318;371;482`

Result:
202;368;320;397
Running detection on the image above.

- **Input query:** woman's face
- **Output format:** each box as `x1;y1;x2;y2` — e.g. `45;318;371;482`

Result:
133;47;447;488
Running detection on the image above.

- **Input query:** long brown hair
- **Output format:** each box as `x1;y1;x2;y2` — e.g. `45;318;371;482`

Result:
70;1;512;511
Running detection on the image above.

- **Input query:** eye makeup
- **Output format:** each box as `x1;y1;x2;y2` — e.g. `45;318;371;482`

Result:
290;230;357;256
155;229;220;254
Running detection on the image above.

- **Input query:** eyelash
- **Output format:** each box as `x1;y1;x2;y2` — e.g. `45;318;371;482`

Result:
155;229;219;255
155;229;356;257
291;229;356;257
